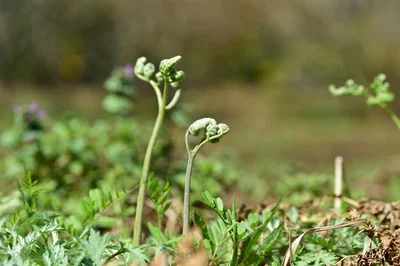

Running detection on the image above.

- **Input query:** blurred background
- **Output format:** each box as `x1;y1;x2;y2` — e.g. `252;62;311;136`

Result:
1;0;400;200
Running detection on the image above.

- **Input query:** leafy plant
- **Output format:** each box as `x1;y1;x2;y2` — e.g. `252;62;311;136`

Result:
102;64;135;115
147;174;172;230
196;191;283;265
282;219;372;266
0;108;144;193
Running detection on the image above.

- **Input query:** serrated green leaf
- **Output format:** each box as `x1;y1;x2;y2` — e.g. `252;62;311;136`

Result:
81;229;110;266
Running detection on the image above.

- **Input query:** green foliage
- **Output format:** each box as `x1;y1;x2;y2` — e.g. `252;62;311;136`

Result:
296;251;337;266
147;174;172;229
0;173;157;265
1;116;143;193
102;64;135;115
291;218;375;265
275;173;331;205
18;172;43;212
179;154;239;202
197;191;283;265
81;229;111;266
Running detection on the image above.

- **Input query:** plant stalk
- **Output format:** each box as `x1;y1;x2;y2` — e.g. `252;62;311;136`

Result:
183;152;195;235
383;106;400;130
334;156;343;212
133;81;168;247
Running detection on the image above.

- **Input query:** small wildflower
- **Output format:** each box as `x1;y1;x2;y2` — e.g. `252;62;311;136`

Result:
124;64;134;78
30;102;39;112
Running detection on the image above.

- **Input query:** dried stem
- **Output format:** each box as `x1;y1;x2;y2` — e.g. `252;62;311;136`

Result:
334;156;343;212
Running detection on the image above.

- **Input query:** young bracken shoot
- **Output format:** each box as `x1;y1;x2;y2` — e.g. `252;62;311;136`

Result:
133;56;184;246
329;73;400;129
183;118;229;235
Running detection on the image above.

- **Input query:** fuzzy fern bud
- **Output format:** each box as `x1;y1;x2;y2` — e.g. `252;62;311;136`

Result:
170;82;179;88
174;70;185;81
206;124;219;139
159;56;182;75
366;73;394;106
155;72;164;85
218;123;229;134
188;118;217;136
329;79;365;97
187;118;229;144
134;57;147;76
158;56;184;87
209;123;230;143
143;63;155;79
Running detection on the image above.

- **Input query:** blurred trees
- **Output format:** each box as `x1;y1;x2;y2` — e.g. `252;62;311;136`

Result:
0;0;400;87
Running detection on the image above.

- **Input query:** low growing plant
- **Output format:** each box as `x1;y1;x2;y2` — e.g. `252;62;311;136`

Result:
195;191;283;265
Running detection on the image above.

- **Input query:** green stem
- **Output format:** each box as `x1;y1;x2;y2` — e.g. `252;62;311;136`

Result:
383;106;400;130
182;129;229;235
165;89;181;110
183;152;195;235
157;212;162;230
150;80;163;108
133;81;169;247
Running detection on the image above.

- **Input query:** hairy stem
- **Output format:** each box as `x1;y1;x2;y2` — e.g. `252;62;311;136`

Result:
165;89;181;110
182;126;229;235
150;80;163;109
133;81;168;247
383;106;400;130
183;152;195;235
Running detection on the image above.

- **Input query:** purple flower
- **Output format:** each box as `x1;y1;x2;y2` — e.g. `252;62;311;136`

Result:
30;102;39;112
13;105;22;114
38;110;47;119
124;64;134;78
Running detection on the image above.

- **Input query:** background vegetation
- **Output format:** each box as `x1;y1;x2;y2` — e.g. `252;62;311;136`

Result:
1;1;400;265
1;1;400;201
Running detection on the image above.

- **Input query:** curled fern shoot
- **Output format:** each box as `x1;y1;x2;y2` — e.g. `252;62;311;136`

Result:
183;118;229;235
133;56;184;247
